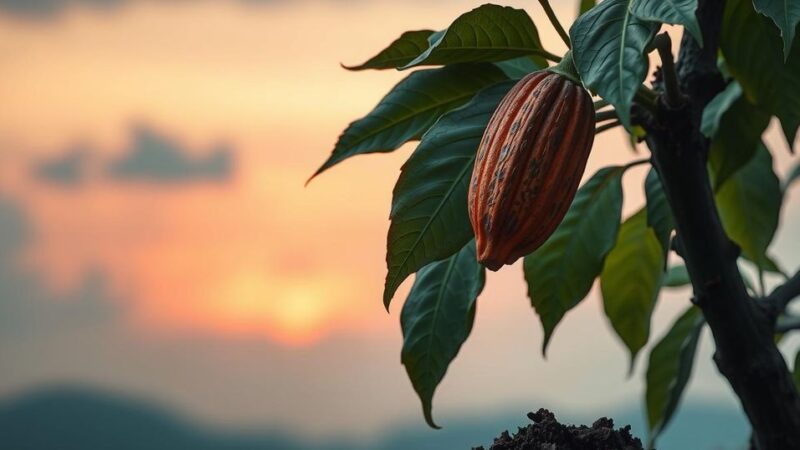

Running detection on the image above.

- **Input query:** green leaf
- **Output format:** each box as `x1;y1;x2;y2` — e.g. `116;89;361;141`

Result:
344;30;434;70
384;81;515;309
311;64;508;179
663;265;690;288
494;56;544;79
715;144;782;270
401;4;547;69
645;168;674;258
630;0;703;45
570;0;658;128
706;89;771;190
579;0;596;15
524;166;625;354
401;240;485;429
722;0;800;147
700;82;743;138
753;0;800;59
646;306;705;448
601;209;664;369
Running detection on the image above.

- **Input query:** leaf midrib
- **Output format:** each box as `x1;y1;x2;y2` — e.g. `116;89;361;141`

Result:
386;155;475;301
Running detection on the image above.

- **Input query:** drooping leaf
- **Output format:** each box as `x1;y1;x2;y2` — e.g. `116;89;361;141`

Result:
700;82;743;138
494;56;544;79
402;4;548;69
753;0;800;59
601;209;664;369
646;306;705;448
311;64;508;179
384;81;515;309
344;30;434;70
524;166;625;354
401;240;485;429
630;0;703;45
570;0;658;128
663;265;690;288
706;90;771;190
579;0;596;15
722;0;800;147
715;144;782;270
645;168;674;257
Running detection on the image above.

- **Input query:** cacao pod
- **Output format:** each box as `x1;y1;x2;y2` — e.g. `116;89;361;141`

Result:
468;70;595;271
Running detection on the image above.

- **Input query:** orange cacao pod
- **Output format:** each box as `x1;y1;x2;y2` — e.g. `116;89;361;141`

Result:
468;71;595;271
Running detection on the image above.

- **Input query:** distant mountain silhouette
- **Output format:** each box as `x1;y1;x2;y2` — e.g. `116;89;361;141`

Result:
0;386;748;450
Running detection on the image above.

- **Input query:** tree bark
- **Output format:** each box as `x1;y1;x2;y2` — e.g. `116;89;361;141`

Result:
640;0;800;448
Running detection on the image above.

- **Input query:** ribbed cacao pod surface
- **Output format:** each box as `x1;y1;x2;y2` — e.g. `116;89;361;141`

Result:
468;71;596;271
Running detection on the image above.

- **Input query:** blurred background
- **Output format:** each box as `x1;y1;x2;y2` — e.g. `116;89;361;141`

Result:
0;0;798;448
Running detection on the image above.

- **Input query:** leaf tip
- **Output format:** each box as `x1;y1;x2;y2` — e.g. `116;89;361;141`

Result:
420;397;442;429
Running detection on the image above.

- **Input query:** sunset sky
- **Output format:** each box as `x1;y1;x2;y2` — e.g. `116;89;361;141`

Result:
0;0;798;446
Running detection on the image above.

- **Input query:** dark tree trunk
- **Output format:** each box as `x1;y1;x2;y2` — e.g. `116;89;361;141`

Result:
640;0;800;448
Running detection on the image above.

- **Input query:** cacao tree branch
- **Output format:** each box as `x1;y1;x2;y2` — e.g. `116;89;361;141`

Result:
538;0;571;49
595;109;618;123
595;120;621;134
642;0;800;448
767;269;800;314
776;315;800;333
651;32;686;108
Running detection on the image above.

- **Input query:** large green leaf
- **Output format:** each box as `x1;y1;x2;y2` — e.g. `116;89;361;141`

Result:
344;30;434;70
524;166;625;354
645;306;705;448
401;4;547;69
311;64;508;179
570;0;658;128
715;144;782;270
630;0;702;44
753;0;800;59
645;168;674;258
384;81;515;309
705;85;771;190
722;0;800;147
401;240;485;429
601;209;664;369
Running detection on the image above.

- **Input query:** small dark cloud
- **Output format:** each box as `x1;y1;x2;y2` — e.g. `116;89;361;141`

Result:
0;0;123;18
31;146;90;187
107;126;233;184
0;0;294;19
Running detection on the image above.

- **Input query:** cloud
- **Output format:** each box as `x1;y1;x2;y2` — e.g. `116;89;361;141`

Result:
107;126;233;184
0;0;124;18
0;0;295;19
30;146;90;187
28;126;234;187
0;196;124;339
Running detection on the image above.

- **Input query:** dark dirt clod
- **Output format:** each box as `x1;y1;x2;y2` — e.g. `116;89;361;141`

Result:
472;408;645;450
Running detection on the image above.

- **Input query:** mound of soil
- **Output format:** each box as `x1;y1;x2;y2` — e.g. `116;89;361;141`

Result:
474;408;644;450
